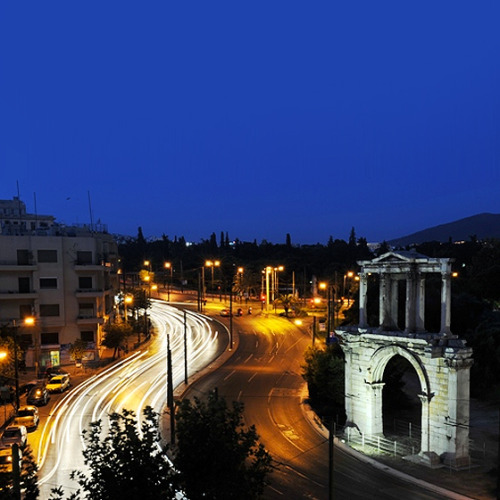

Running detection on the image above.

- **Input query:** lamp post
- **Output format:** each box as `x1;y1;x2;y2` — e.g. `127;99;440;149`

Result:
237;267;244;303
205;260;220;296
164;262;173;301
11;317;34;410
343;271;354;303
124;295;133;323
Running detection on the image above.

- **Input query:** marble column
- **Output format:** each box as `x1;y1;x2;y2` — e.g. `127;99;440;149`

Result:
359;272;368;328
440;272;451;335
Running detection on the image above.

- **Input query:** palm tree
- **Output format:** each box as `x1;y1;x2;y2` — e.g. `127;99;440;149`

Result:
274;294;298;317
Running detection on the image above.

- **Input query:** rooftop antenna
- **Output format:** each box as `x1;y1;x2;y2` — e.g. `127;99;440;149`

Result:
88;191;94;232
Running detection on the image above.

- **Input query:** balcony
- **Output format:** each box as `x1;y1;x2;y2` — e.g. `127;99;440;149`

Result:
0;289;37;299
77;315;104;325
74;263;109;272
0;261;37;272
75;288;105;298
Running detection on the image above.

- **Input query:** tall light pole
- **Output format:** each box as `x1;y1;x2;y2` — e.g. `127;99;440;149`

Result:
265;267;272;312
12;317;34;410
124;295;133;323
164;262;173;301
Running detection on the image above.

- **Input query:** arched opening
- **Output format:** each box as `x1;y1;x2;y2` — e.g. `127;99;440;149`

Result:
382;354;422;447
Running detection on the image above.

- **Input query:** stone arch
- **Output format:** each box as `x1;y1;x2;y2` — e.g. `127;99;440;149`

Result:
339;251;473;467
369;345;431;395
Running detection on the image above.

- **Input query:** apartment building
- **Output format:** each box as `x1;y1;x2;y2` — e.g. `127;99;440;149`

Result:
0;197;118;373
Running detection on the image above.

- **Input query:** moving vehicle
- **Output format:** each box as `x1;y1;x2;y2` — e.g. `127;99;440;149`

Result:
12;406;39;431
220;309;232;317
0;425;27;448
26;385;50;406
46;374;70;393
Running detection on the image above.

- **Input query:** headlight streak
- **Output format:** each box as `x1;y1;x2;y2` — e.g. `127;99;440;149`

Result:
37;302;221;492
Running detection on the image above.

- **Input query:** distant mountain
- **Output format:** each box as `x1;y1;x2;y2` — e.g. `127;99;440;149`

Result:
388;213;500;247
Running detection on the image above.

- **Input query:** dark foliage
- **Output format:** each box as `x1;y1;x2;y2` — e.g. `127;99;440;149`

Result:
50;407;178;500
175;391;273;500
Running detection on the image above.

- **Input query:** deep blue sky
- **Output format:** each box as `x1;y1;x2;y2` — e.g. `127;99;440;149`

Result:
1;2;499;244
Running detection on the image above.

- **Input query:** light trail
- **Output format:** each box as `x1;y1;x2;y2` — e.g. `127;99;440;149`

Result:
37;301;223;495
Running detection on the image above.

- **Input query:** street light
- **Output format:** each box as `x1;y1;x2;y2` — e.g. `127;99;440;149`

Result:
11;317;35;410
164;262;173;301
205;260;220;290
124;295;133;323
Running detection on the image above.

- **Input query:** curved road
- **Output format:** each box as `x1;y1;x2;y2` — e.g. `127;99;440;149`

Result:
177;312;459;499
36;301;223;497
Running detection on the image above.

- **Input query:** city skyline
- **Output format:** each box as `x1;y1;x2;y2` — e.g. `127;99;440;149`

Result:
2;1;499;244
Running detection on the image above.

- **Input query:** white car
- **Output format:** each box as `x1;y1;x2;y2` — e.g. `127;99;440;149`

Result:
1;425;27;448
46;374;70;393
13;405;39;431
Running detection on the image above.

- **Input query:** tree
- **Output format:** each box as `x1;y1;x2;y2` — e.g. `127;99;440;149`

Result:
50;407;178;500
101;323;133;359
175;391;274;500
274;294;298;317
302;344;345;422
0;444;39;499
68;339;88;363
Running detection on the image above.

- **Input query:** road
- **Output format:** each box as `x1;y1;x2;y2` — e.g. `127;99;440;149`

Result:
35;301;223;498
178;311;460;499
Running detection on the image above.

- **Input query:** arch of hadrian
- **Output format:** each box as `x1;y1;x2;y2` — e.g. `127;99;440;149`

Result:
337;251;473;467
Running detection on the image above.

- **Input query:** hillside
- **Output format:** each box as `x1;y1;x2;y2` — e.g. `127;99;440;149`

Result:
388;213;500;247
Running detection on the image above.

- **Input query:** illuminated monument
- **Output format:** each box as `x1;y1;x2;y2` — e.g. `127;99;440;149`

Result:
338;251;473;467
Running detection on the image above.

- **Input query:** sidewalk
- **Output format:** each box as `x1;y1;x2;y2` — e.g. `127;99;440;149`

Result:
301;389;498;500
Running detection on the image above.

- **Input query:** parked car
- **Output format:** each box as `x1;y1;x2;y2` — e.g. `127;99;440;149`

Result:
0;425;27;448
12;405;39;431
26;385;50;406
41;366;68;379
46;374;70;393
20;380;39;395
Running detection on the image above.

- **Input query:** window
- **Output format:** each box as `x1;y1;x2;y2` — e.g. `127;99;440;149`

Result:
17;250;30;265
77;251;92;265
78;277;93;289
81;331;94;342
41;332;59;345
37;250;57;263
18;277;30;293
79;303;94;318
40;304;60;317
40;278;57;289
19;305;33;318
19;334;33;349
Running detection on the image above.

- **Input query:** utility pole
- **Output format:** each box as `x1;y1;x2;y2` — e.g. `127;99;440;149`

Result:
184;310;188;384
229;283;233;350
167;334;175;445
329;421;335;500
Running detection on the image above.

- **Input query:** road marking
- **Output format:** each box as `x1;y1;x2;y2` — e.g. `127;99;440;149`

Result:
244;354;253;363
248;372;257;382
223;370;236;381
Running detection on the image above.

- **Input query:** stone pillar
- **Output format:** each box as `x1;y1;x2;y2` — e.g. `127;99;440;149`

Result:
390;279;399;329
405;272;416;333
364;382;384;435
379;274;387;328
418;392;440;466
358;273;368;328
440;272;451;335
415;275;425;332
443;356;473;467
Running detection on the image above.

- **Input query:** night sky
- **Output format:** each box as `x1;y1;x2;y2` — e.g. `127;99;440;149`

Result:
1;2;499;244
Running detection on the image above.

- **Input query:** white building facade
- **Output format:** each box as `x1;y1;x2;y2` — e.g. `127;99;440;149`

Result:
0;198;118;373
